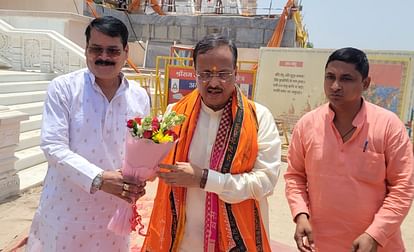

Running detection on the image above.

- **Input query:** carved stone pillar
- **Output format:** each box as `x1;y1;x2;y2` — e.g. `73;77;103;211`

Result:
0;106;29;201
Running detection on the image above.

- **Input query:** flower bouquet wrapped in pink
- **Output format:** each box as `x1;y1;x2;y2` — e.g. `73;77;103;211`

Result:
107;111;185;236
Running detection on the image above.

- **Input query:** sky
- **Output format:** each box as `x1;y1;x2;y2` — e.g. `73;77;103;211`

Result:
257;0;414;51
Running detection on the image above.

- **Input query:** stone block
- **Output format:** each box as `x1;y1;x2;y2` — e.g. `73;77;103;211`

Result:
263;29;274;45
0;124;20;148
128;25;143;41
200;16;233;27
180;39;195;45
280;20;296;47
176;15;198;26
157;16;176;26
206;27;221;34
181;26;194;40
168;26;181;41
236;28;264;44
0;156;17;175
141;24;151;40
249;17;278;29
0;145;16;161
0;172;19;202
130;14;148;25
154;26;168;40
195;26;207;41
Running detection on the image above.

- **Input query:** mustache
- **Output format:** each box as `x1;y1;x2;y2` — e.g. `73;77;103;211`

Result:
95;59;115;66
207;87;223;92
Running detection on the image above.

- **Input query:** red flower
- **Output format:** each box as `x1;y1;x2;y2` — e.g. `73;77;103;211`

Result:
143;130;153;139
134;117;142;124
127;119;134;129
165;130;178;141
152;117;160;131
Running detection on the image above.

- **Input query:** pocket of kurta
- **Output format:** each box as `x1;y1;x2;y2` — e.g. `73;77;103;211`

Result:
353;150;386;184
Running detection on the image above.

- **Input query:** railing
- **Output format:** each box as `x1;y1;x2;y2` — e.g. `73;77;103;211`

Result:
0;19;85;73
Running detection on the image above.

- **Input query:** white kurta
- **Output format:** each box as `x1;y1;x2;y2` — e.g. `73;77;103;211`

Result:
26;69;150;252
171;101;282;251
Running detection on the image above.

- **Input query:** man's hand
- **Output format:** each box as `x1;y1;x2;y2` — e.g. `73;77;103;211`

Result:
294;213;315;252
100;170;146;203
157;162;203;188
351;233;378;252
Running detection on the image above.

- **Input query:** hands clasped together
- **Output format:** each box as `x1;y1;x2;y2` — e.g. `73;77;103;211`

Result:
99;162;203;204
157;162;203;188
294;214;378;252
100;170;146;204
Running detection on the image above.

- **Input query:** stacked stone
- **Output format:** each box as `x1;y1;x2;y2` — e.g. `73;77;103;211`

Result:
0;106;28;201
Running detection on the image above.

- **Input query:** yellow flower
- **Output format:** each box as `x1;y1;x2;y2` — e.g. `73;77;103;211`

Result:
152;131;173;143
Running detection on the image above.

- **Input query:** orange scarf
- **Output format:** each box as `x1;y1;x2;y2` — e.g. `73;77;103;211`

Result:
142;88;271;252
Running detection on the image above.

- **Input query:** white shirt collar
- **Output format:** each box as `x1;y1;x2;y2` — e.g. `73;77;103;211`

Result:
201;100;224;117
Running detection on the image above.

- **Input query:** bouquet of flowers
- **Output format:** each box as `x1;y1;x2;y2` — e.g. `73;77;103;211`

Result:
107;111;185;236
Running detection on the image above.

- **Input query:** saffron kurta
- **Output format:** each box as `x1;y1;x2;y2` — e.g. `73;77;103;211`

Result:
285;101;414;252
26;69;150;252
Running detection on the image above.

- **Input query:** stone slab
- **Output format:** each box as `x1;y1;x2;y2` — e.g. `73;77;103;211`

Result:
0;173;19;202
0;123;21;148
0;110;29;126
0;156;17;176
0;145;16;160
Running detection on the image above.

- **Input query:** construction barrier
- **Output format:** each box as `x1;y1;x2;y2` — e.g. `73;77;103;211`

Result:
150;56;257;115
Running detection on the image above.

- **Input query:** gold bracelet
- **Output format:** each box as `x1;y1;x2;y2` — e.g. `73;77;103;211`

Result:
200;169;209;189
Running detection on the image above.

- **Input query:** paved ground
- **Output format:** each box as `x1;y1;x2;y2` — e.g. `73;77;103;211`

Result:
1;163;413;251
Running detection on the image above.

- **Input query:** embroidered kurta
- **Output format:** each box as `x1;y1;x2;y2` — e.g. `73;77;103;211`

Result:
285;101;414;252
26;68;150;252
165;101;281;251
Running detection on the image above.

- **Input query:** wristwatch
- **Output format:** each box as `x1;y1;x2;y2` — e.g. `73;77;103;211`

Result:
200;169;209;189
91;171;104;194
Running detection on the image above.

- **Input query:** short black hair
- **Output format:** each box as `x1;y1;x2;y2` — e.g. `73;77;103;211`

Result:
193;33;238;69
85;16;129;48
325;47;369;79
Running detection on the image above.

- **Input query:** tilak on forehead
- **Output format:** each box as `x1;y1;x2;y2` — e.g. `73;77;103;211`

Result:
211;66;217;72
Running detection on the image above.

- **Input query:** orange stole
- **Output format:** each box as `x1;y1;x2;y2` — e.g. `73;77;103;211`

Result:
142;89;271;252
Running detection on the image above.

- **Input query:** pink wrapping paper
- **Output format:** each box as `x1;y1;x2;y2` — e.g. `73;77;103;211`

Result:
107;133;175;235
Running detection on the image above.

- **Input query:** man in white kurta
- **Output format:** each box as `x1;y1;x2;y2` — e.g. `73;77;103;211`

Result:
26;17;150;252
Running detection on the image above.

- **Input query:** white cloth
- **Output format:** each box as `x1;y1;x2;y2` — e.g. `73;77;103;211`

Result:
26;68;150;252
169;101;281;251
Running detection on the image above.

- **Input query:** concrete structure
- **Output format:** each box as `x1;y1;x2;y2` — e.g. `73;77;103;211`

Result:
0;106;28;201
0;71;56;194
88;5;296;49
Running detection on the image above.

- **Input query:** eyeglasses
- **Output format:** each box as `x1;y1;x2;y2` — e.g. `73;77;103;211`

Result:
196;71;234;83
87;46;122;57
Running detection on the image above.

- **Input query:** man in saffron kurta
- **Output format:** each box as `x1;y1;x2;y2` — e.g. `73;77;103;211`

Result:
142;34;281;251
285;47;414;252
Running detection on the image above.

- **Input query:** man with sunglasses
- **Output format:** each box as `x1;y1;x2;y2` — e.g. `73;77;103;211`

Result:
26;16;150;251
142;34;281;251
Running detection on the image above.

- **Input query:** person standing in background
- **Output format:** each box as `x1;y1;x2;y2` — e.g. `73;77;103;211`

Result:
285;47;414;252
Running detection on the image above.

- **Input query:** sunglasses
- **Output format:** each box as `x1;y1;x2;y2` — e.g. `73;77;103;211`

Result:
87;46;122;57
